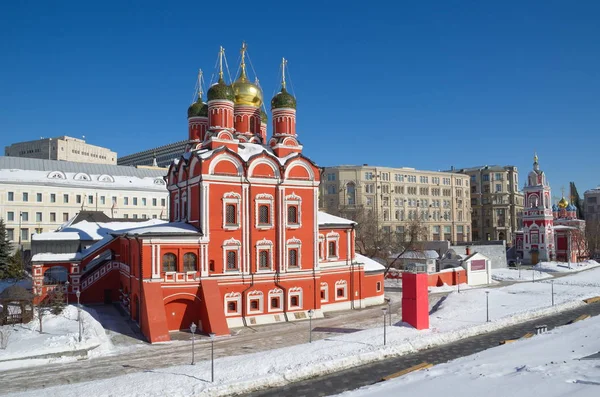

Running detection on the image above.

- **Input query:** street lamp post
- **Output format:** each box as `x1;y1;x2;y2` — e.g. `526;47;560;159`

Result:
76;290;82;342
307;309;314;343
382;307;388;345
65;281;70;306
485;291;490;323
384;298;392;326
190;322;197;365
209;333;216;382
551;280;554;306
457;271;461;293
532;268;535;283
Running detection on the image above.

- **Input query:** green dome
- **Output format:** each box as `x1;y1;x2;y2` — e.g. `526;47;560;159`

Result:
271;87;296;109
260;109;268;123
207;79;234;102
187;99;208;118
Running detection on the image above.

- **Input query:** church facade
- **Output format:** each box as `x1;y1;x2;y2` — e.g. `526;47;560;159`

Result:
30;45;385;343
515;155;587;264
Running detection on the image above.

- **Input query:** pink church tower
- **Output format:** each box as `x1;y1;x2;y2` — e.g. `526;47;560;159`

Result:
269;58;302;158
522;154;555;264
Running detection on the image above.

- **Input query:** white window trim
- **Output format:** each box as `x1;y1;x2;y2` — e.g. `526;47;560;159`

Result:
223;192;241;230
318;234;325;260
255;193;274;230
247;290;264;315
181;191;188;220
320;282;329;303
224;292;241;316
288;287;303;310
285;193;302;229
256;238;274;272
223;238;242;273
174;192;180;221
335;280;348;301
326;232;340;261
268;288;284;312
286;237;302;270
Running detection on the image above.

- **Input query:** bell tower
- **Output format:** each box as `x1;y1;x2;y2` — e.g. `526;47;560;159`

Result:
269;58;302;157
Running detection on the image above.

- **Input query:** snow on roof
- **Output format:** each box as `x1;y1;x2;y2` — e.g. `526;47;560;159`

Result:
119;221;200;236
317;211;356;226
32;232;80;241
553;225;578;230
31;252;82;262
355;254;385;272
61;219;168;240
196;143;299;166
389;250;439;260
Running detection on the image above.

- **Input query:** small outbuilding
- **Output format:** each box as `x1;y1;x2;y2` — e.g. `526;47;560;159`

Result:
0;285;35;325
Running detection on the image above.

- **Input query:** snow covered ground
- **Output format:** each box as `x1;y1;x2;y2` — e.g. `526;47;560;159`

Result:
336;311;600;397
493;260;600;282
6;265;600;397
534;259;600;273
0;305;113;369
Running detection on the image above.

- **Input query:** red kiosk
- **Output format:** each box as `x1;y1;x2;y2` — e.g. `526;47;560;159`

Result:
402;264;430;330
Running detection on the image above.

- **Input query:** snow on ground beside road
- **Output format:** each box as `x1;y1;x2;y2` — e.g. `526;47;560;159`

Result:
7;266;600;397
0;305;113;367
336;311;600;397
535;260;600;273
492;267;553;282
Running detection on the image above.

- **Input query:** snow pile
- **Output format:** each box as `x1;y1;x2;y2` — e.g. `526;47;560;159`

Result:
0;305;112;366
337;312;600;397
534;260;600;273
492;268;553;282
8;267;600;397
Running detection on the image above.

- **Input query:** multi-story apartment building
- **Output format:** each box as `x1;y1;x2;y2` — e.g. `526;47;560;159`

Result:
0;157;169;250
320;165;472;243
5;136;117;165
117;140;188;168
584;187;600;222
450;165;524;244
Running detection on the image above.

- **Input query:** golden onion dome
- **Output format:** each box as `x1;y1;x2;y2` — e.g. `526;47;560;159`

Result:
231;70;263;107
558;197;569;209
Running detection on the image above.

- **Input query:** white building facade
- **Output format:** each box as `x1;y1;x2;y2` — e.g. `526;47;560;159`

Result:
0;157;169;250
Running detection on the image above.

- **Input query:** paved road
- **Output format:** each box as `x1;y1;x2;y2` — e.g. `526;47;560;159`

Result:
0;290;433;395
245;301;600;397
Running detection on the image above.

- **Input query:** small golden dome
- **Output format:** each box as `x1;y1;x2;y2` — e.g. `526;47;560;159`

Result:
558;197;569;209
232;72;263;107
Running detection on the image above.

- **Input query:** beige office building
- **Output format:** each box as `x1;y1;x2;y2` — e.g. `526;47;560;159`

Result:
584;187;600;222
450;165;524;244
0;157;169;251
320;165;472;243
5;136;117;165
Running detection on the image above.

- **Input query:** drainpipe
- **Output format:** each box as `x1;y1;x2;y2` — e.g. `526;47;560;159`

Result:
134;235;143;333
349;224;354;309
240;166;255;327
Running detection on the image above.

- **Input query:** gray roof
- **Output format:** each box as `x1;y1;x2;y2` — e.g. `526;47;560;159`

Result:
0;156;166;178
0;285;34;301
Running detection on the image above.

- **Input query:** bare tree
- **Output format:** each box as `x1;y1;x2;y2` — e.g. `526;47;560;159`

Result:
585;219;600;259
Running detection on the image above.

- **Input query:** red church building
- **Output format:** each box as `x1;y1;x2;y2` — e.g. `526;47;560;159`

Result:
30;44;385;343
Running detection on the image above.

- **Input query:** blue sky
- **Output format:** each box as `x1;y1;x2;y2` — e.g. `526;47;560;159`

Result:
1;0;598;197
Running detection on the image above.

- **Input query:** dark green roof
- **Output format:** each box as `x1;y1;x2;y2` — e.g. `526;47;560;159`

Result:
271;87;296;109
187;99;208;118
207;79;234;102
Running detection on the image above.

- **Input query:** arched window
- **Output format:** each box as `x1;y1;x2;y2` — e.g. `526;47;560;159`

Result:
43;266;68;284
225;204;236;225
183;253;197;272
346;182;356;205
287;206;298;224
162;253;177;272
288;249;298;268
258;205;269;225
258;250;269;269
226;251;238;271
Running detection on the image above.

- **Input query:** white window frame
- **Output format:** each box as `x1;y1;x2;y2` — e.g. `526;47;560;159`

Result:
268;288;284;312
224;292;241;316
173;192;180;221
318;234;325;260
320;282;329;303
255;193;274;230
256;238;273;272
181;191;188;220
326;232;340;260
288;287;303;310
223;192;241;230
285;193;302;229
247;290;264;315
335;280;348;301
222;238;241;272
286;237;302;270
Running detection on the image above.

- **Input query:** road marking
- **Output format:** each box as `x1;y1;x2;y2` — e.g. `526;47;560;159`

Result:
521;332;534;339
583;296;600;304
381;362;433;381
571;314;591;323
499;339;517;345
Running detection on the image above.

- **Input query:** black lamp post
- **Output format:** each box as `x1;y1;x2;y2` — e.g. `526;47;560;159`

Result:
382;307;388;345
308;309;314;343
76;290;82;342
485;291;490;323
209;333;216;382
384;298;392;326
65;281;70;306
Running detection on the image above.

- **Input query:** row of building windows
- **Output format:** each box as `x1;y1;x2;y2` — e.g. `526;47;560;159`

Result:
223;204;299;227
4;210;160;225
70;149;110;160
5;191;166;207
